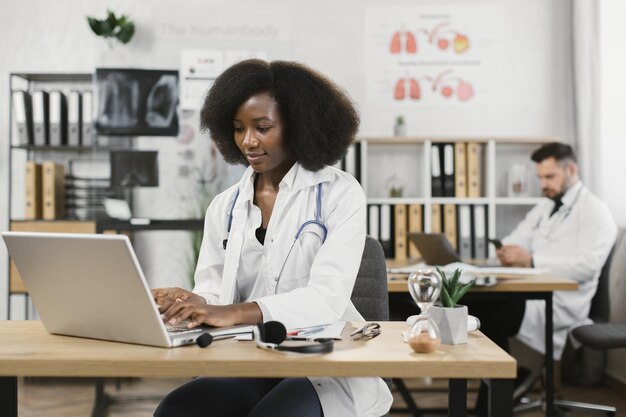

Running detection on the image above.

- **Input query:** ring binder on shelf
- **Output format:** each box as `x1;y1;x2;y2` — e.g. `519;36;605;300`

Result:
32;90;50;146
12;91;33;146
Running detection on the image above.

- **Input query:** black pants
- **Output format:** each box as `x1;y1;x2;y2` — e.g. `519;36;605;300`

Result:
154;377;323;417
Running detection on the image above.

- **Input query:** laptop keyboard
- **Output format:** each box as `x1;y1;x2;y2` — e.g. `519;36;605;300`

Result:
165;321;202;334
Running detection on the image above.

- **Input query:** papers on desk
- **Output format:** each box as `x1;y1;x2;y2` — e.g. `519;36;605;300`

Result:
287;321;346;340
388;261;546;284
443;262;546;277
387;261;428;274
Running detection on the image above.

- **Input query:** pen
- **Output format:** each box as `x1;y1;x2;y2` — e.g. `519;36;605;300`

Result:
298;326;325;336
287;325;326;337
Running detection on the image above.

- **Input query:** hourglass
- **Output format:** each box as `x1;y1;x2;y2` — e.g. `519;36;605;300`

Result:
407;269;442;353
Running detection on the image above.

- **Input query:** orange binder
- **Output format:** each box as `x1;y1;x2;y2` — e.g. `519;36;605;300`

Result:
407;204;423;259
394;204;408;261
467;142;482;197
42;161;65;220
454;142;467;198
25;161;43;219
443;203;457;250
431;204;442;234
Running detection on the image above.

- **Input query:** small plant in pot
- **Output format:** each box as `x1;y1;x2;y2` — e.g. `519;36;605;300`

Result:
429;267;476;344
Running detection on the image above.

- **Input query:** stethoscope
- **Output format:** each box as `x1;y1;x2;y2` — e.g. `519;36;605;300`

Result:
533;184;583;238
223;183;328;293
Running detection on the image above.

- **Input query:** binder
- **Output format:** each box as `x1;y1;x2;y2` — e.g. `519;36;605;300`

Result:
472;205;488;259
25;161;43;219
67;90;82;146
430;204;442;233
394;204;408;261
443;203;457;250
48;91;68;146
442;143;455;197
380;204;394;258
407;204;423;259
467;142;482;197
32;90;50;146
368;204;380;241
82;91;94;146
12;91;33;146
454;142;467;198
430;145;443;197
458;205;472;260
42;161;66;220
343;142;361;183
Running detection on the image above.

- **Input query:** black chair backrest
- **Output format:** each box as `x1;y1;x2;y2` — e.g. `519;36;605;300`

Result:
588;232;622;323
350;236;389;321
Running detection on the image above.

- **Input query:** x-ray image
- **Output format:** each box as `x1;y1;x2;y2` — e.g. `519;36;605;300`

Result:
96;68;179;136
146;75;177;128
110;151;159;187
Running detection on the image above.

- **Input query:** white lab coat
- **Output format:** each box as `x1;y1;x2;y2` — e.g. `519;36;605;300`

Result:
193;163;393;417
503;181;617;359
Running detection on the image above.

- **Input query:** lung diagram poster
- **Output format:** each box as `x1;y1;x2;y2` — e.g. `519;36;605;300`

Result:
365;4;505;108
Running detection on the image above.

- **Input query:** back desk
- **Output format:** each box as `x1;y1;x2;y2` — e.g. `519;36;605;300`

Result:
388;272;578;417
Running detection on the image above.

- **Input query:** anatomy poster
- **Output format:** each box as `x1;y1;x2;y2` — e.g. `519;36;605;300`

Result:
365;4;505;107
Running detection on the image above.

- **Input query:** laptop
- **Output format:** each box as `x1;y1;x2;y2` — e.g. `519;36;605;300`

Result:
407;233;461;265
2;232;252;347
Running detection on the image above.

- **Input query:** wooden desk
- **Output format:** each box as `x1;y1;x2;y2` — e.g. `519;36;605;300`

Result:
0;321;515;417
388;273;578;417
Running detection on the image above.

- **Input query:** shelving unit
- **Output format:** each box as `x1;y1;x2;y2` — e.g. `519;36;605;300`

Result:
350;136;554;261
6;72;132;319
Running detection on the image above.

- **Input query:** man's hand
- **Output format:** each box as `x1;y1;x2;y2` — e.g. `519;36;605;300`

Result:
496;245;533;267
151;287;207;315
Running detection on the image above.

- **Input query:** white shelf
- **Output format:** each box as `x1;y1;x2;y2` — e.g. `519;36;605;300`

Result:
494;197;544;205
354;137;554;260
367;197;427;205
430;198;489;205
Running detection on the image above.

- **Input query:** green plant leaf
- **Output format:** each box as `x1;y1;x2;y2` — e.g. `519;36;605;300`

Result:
454;280;476;304
450;268;461;289
115;22;135;44
106;10;117;28
440;285;454;307
87;10;135;44
87;17;101;35
435;267;476;306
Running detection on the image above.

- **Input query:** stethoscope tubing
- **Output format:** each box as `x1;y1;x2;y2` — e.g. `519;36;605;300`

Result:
224;182;328;293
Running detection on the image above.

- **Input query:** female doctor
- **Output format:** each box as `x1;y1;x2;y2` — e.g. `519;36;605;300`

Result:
152;59;393;417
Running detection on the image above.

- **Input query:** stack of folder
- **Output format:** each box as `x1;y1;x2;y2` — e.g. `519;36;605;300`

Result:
340;142;362;183
368;203;424;261
11;89;94;147
25;161;65;220
430;142;484;198
369;202;489;262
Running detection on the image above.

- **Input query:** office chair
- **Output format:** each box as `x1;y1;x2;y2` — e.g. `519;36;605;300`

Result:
351;236;390;323
351;236;427;417
514;231;623;416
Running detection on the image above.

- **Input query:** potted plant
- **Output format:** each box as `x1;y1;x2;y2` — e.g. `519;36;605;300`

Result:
87;9;135;48
429;267;476;344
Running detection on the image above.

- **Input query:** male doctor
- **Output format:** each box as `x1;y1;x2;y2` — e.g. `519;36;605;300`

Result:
497;142;617;360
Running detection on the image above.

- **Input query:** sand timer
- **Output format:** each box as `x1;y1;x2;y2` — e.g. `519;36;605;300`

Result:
407;269;442;353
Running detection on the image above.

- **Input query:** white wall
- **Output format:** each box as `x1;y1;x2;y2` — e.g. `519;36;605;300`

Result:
0;0;574;319
600;0;626;385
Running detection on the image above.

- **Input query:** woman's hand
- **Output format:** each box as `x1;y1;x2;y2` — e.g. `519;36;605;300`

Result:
163;301;263;329
151;287;207;315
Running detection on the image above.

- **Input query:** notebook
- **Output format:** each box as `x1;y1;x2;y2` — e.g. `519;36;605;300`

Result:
2;232;252;347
